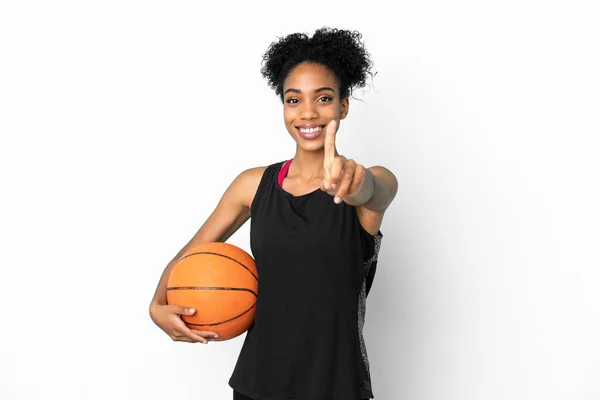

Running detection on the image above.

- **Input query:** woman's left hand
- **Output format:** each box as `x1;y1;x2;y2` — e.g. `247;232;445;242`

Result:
320;120;375;205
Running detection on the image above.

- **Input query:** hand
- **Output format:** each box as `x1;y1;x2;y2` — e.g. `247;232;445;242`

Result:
320;120;374;205
149;304;219;344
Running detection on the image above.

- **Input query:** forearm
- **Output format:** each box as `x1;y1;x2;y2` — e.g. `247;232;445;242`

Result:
344;169;394;211
362;173;393;211
149;260;178;309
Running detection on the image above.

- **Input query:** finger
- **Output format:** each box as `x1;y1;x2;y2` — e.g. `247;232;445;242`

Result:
320;179;329;192
188;330;219;337
171;334;196;343
334;162;356;203
347;164;367;196
321;179;338;196
181;329;209;344
188;332;209;344
189;329;219;341
323;120;337;167
329;156;346;188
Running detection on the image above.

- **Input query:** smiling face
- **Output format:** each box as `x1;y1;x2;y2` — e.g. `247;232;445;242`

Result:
282;62;349;152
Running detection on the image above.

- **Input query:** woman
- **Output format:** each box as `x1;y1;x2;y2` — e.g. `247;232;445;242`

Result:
149;27;398;400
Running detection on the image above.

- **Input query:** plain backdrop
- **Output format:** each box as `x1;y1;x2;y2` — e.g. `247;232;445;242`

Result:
1;1;599;399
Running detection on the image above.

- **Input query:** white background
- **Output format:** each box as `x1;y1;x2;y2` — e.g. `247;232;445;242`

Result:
1;1;599;399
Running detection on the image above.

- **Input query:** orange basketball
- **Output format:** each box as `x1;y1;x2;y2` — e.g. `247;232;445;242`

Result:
166;242;258;341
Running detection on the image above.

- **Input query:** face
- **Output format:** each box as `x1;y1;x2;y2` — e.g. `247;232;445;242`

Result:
282;62;349;151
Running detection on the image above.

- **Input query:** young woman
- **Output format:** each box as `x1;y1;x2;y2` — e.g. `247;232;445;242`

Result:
149;27;398;400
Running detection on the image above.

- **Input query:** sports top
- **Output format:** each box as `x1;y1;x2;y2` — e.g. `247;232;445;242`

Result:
229;160;383;400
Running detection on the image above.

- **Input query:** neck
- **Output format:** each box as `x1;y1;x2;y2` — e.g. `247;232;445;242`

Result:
289;144;338;181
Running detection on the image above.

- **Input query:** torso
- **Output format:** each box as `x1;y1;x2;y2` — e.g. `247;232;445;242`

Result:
244;163;384;235
228;160;382;400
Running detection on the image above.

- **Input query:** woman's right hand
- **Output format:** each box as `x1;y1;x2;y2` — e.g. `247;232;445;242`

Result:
149;304;219;344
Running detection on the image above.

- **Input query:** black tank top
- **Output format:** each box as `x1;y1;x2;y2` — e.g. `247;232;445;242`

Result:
229;160;383;400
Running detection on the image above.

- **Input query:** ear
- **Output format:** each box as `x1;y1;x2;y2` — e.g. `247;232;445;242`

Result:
340;97;349;120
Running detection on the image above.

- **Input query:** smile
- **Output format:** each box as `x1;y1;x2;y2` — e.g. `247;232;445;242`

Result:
297;125;324;139
298;126;323;133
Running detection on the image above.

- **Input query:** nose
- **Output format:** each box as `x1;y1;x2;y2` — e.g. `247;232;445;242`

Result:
299;101;318;120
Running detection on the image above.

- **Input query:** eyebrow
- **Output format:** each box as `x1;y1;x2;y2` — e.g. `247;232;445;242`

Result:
284;87;336;95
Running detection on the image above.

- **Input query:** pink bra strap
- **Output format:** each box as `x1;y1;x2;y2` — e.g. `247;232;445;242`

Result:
277;159;293;187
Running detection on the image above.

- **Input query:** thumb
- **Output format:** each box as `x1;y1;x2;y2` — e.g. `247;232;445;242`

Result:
169;305;195;315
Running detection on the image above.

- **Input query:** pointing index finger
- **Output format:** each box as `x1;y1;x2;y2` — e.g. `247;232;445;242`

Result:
324;119;337;165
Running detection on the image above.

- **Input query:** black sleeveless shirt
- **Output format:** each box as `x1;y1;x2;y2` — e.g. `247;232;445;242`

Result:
229;160;383;400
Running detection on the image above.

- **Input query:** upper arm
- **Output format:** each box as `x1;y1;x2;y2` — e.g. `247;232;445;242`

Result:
171;166;266;261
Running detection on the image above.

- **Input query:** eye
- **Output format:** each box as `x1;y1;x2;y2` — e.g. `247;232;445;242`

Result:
286;98;299;104
318;96;333;103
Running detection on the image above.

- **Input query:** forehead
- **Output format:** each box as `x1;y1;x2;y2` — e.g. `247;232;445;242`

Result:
283;62;338;91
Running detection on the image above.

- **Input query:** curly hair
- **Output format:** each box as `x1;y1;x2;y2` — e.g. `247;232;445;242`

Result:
260;27;375;102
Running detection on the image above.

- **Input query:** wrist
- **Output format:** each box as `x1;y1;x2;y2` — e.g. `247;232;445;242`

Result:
344;169;375;206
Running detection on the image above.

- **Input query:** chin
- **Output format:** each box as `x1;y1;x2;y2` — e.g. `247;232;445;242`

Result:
298;142;324;152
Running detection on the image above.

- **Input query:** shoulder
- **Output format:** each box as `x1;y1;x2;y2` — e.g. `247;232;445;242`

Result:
239;165;270;180
234;164;272;210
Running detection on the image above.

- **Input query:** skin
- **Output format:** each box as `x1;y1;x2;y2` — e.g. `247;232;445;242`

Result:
281;61;398;228
279;61;347;193
149;61;398;344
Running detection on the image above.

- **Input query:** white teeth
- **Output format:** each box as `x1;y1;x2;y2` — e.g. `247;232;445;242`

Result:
299;126;322;133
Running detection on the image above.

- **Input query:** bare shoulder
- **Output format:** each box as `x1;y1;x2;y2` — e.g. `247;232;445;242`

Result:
234;165;269;210
173;165;269;252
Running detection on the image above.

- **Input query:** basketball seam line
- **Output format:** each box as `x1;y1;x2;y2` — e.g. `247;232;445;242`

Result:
167;286;257;297
185;301;257;327
179;251;258;281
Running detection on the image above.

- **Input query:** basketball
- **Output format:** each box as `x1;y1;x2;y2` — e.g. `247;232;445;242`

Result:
166;242;258;341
